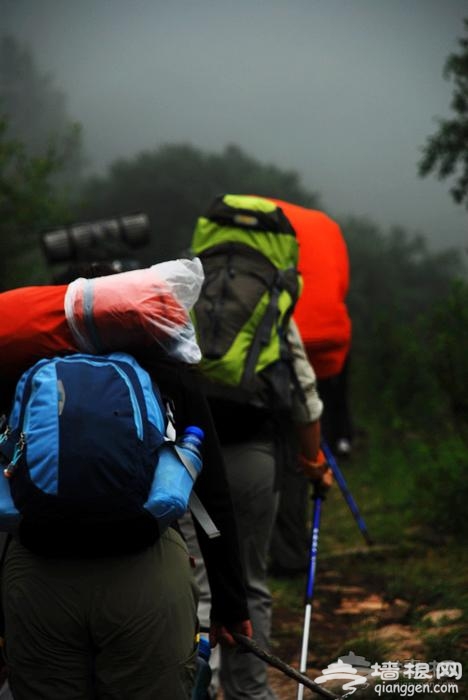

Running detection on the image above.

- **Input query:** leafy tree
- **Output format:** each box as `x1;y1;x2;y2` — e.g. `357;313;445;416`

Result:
419;18;468;206
0;115;71;288
0;35;85;190
76;143;321;265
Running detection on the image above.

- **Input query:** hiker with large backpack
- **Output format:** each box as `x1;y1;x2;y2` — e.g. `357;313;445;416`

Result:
0;259;252;700
190;194;331;700
267;200;353;576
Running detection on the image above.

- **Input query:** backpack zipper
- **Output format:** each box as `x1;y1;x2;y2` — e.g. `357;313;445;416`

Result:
3;432;26;479
112;365;144;440
58;357;144;441
0;424;11;445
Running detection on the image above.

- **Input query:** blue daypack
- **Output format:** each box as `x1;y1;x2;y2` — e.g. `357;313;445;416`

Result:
0;352;172;529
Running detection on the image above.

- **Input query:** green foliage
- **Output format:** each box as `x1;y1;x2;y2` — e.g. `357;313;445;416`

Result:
394;281;468;537
76;143;321;264
0;35;85;287
343;217;463;432
335;632;393;667
0;35;85;189
427;280;468;431
350;415;468;541
419;18;468;206
411;435;468;538
0;115;72;288
336;218;468;540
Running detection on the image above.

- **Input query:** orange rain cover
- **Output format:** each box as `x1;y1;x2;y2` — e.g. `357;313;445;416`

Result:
270;199;352;379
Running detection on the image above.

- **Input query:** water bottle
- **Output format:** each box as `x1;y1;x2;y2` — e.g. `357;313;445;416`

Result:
192;635;212;700
143;426;204;532
178;426;204;459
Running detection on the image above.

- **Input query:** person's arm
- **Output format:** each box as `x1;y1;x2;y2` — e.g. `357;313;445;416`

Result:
287;320;332;488
170;370;252;642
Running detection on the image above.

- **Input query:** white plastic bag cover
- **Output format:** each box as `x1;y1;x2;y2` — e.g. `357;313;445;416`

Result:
64;257;204;363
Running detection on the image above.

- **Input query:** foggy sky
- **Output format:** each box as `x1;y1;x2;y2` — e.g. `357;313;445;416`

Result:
2;0;467;252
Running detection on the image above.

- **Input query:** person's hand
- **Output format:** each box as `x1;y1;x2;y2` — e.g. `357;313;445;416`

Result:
298;450;333;490
209;618;253;648
319;465;333;490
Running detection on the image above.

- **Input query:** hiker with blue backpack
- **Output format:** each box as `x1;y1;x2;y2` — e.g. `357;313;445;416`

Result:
0;258;252;700
189;195;332;700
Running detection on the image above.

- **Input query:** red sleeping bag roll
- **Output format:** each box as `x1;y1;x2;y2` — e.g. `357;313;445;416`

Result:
0;259;204;399
0;285;75;388
269;199;352;379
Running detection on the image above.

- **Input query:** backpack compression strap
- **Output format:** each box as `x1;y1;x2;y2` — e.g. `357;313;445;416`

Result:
241;268;299;389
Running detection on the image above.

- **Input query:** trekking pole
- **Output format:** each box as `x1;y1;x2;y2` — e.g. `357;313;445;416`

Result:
232;633;342;699
297;481;324;700
321;440;374;546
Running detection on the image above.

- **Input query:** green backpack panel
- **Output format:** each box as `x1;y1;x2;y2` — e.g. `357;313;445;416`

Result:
191;194;302;409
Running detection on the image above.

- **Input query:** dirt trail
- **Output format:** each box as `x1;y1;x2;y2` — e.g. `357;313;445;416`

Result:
265;560;466;699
